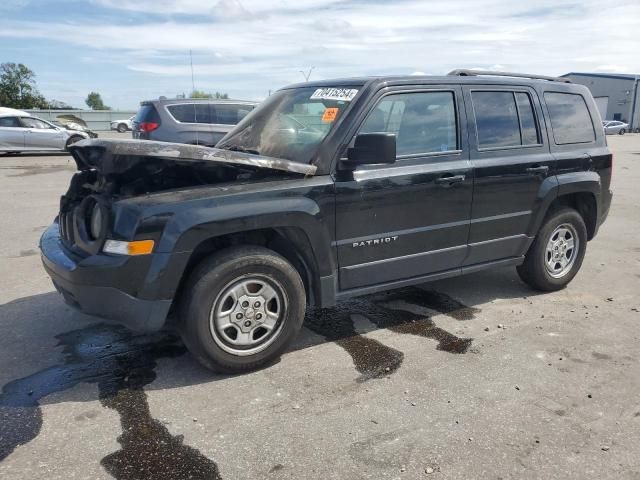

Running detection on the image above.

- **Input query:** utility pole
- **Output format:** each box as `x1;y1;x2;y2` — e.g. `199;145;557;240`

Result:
299;67;315;82
189;49;196;94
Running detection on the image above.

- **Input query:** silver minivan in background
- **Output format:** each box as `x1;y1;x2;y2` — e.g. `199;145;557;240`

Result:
0;111;90;153
132;98;258;146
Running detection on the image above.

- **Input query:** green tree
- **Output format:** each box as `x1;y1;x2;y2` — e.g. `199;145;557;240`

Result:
189;90;229;99
85;91;110;110
0;63;48;109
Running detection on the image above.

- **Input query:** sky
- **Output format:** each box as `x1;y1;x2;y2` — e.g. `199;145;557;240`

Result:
0;0;639;110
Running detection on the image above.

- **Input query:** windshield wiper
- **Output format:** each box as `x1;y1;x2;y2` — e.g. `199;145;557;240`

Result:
222;145;261;155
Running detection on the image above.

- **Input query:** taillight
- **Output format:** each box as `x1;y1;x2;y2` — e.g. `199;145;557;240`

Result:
139;122;159;132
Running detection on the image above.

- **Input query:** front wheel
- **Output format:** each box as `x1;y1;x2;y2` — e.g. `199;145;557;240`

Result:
117;123;128;133
179;246;306;373
65;135;84;150
517;207;587;291
619;129;626;135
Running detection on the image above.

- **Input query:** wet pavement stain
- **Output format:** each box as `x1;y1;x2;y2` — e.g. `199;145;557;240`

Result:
0;324;221;479
305;304;404;382
9;249;38;258
304;287;476;379
4;165;74;177
371;288;476;353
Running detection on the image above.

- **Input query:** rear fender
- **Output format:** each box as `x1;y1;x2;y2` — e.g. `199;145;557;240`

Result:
528;171;601;237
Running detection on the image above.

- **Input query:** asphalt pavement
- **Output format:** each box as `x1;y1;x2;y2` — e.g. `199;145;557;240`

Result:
0;132;639;479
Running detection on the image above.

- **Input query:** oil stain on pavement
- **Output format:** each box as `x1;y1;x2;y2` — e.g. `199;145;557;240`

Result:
0;324;221;479
0;287;476;473
305;287;476;381
305;303;405;382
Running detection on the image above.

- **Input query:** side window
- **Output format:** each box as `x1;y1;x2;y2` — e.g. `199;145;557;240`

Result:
21;117;54;129
0;117;20;127
359;91;458;156
471;91;541;149
215;105;248;125
167;104;212;124
515;93;539;145
544;92;595;144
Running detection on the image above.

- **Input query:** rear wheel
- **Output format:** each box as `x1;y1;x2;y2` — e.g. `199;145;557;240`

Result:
634;127;640;133
179;246;306;373
517;207;587;291
117;123;128;133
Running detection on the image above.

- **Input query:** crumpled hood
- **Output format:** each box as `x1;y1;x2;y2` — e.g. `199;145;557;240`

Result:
56;114;92;132
68;139;317;176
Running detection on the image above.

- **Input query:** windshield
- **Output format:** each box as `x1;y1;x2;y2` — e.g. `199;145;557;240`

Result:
217;86;360;164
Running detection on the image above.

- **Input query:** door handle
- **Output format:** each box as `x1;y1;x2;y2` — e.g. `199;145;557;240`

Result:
526;165;549;175
435;174;465;185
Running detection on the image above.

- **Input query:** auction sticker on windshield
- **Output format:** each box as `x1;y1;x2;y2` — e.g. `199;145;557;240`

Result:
322;107;339;123
310;88;358;102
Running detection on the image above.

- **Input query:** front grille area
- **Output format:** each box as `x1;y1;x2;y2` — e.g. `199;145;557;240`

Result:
59;209;76;247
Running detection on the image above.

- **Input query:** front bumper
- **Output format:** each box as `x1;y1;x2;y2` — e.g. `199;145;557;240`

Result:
40;223;172;332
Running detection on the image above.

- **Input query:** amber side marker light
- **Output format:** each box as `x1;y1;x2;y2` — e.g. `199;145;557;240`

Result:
103;239;155;256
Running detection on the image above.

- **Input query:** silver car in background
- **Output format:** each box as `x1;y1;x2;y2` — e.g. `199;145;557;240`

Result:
603;120;630;135
132;98;258;147
0;112;90;153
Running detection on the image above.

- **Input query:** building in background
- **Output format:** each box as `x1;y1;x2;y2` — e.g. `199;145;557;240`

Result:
561;72;640;130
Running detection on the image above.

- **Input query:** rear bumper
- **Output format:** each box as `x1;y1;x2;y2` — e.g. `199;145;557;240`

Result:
40;223;171;332
599;189;613;227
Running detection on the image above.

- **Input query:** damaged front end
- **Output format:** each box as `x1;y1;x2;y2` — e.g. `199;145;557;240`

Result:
58;139;317;255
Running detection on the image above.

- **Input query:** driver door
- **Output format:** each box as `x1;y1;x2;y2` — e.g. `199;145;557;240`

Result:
20;117;66;150
334;86;473;291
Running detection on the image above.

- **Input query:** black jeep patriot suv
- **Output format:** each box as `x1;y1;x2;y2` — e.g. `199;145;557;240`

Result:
41;70;613;372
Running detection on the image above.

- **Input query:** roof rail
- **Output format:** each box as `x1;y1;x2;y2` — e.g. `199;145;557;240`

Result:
447;69;571;83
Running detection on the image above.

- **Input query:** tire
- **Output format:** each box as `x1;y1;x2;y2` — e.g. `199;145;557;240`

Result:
65;135;84;150
179;245;306;373
619;129;626;135
117;123;128;133
634;128;640;133
517;207;587;292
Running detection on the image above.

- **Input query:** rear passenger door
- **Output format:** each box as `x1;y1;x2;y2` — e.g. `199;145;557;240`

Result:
462;86;554;266
0;116;25;151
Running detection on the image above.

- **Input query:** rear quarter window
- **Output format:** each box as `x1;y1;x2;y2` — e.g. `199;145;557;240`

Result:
544;92;595;144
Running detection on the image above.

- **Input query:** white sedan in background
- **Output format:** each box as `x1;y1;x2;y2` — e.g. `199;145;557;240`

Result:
603;120;630;135
110;116;135;133
0;112;90;153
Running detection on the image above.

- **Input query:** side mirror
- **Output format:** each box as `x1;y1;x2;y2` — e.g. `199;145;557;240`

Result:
343;133;396;169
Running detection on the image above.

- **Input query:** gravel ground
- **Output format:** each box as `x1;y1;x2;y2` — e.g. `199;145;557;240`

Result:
0;132;639;479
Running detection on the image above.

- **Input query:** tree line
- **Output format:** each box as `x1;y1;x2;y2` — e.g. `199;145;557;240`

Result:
0;63;229;111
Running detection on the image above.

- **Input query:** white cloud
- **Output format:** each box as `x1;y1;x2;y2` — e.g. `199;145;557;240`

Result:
2;0;640;106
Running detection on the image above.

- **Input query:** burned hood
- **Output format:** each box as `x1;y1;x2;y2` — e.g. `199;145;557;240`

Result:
68;139;317;176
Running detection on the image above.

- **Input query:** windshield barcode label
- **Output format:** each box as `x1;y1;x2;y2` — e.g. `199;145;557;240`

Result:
310;88;359;102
